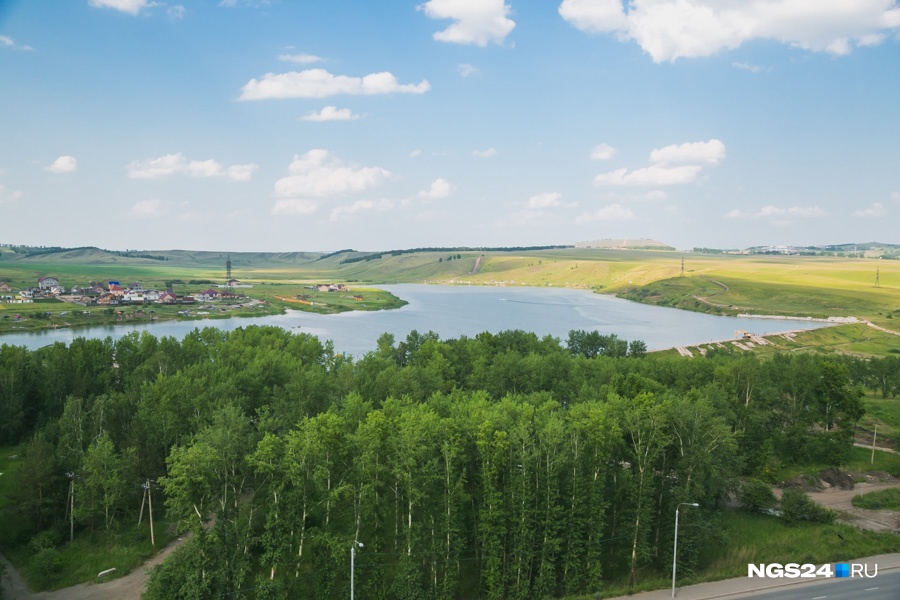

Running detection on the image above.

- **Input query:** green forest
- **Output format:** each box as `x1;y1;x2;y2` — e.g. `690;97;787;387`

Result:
1;326;899;599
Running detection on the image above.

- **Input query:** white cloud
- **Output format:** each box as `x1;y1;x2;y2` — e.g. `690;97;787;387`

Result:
645;190;668;201
329;199;394;221
278;53;323;64
733;62;768;74
892;191;900;203
45;155;78;174
594;165;703;186
853;202;887;217
300;106;362;122
559;0;628;33
594;139;725;186
167;5;186;19
127;153;258;182
559;0;900;62
88;0;149;15
273;149;390;199
575;203;635;223
420;0;515;47
528;192;563;208
725;205;826;219
0;185;22;205
417;178;455;200
649;139;726;165
240;69;431;100
129;199;164;218
459;63;479;77
590;143;617;160
271;199;319;216
409;149;423;158
0;35;33;51
472;147;497;158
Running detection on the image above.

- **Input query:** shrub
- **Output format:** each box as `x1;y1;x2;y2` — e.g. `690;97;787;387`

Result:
739;479;777;512
780;487;835;525
30;548;62;588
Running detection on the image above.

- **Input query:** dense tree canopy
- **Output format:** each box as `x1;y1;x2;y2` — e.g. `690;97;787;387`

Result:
0;325;878;599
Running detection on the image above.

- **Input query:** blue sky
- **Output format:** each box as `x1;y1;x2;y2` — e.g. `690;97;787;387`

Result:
1;0;898;252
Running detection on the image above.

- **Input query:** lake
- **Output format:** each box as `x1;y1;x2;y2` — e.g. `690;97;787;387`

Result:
0;284;830;356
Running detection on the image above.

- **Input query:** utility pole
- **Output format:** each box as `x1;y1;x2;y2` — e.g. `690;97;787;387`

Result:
65;472;75;542
871;424;878;465
148;479;156;546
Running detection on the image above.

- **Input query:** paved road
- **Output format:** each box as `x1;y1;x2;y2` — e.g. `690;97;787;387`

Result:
628;553;900;600
734;569;900;600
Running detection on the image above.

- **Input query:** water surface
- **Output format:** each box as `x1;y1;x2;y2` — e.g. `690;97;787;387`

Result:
0;284;829;356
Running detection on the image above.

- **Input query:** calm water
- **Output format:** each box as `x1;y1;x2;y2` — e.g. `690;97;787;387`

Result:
0;284;829;357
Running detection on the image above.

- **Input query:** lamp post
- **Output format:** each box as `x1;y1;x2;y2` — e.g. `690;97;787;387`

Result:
672;502;699;598
351;540;363;600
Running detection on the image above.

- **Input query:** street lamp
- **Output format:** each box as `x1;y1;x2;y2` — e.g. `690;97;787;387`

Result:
672;502;699;598
351;540;363;600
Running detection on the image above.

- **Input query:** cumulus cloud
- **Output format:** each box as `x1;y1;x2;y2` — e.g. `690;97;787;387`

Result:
892;191;900;203
527;192;563;208
420;0;515;47
271;150;390;217
459;63;479;77
853;202;887;217
472;147;497;158
127;153;258;182
417;178;455;200
649;139;726;165
594;139;724;186
278;53;323;64
300;106;362;122
575;203;635;223
591;143;617;160
45;156;78;174
167;5;186;19
0;185;22;205
594;165;703;186
240;69;430;100
129;199;164;218
88;0;150;15
329;199;394;221
409;149;423;158
725;205;826;219
559;0;900;62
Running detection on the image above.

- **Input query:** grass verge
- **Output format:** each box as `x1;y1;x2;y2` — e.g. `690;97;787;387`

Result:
852;488;900;510
566;509;900;599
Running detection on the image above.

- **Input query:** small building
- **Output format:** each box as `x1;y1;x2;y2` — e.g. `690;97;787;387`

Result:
130;282;145;292
38;276;59;291
0;282;12;293
158;292;177;304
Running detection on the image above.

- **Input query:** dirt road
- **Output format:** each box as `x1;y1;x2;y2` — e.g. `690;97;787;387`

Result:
807;482;900;532
1;534;187;600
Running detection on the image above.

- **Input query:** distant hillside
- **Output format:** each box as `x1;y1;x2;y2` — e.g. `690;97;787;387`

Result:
0;246;322;267
575;238;674;250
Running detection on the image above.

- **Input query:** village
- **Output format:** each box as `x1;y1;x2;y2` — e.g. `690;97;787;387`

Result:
0;276;254;307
